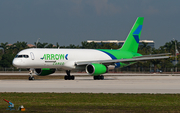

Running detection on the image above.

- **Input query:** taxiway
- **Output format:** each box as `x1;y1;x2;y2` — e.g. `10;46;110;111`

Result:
0;76;180;94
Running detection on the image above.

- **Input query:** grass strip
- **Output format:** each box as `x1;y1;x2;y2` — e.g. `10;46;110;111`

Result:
0;93;180;112
0;75;64;80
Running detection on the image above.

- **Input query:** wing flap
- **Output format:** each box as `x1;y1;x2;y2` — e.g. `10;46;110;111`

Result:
133;53;171;58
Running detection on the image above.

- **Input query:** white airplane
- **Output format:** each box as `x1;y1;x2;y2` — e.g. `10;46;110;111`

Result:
12;17;170;80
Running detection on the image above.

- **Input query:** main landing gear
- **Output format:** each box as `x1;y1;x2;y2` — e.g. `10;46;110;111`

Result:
93;75;104;80
64;70;75;80
28;69;35;80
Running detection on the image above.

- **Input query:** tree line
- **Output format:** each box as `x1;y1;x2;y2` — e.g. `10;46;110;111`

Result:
0;40;179;72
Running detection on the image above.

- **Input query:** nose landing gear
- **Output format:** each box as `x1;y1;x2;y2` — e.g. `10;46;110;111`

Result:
28;69;35;80
29;76;34;80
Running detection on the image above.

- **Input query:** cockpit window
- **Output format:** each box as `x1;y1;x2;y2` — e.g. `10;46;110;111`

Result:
23;55;29;58
15;55;29;58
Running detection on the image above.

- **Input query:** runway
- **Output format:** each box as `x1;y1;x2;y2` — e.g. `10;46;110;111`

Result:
0;76;180;94
1;72;180;76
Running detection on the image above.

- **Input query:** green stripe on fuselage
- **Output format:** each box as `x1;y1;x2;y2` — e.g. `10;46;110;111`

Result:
98;49;142;67
98;49;142;59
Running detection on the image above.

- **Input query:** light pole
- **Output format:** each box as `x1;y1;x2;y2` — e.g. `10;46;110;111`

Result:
173;38;177;72
36;38;40;48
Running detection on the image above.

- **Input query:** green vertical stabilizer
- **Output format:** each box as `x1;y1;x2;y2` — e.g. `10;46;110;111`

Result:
120;17;144;53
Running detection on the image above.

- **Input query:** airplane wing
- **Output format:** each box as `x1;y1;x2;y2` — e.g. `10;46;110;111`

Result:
75;54;171;66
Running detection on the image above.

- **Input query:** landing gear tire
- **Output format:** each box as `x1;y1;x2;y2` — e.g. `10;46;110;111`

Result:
94;75;104;80
64;76;68;80
64;75;75;80
71;76;75;80
93;76;98;80
100;75;104;80
29;76;35;80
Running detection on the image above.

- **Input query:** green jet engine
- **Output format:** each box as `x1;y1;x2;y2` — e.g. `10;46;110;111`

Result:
34;68;56;76
86;63;107;76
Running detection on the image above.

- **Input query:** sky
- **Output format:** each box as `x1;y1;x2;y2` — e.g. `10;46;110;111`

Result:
0;0;180;48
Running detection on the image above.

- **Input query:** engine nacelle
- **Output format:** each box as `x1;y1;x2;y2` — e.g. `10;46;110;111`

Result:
34;68;56;76
86;63;107;76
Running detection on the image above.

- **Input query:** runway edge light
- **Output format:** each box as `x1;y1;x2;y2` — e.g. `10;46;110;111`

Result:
18;105;26;111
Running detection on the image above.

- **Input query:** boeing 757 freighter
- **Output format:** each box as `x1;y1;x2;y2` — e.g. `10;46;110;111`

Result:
12;17;170;80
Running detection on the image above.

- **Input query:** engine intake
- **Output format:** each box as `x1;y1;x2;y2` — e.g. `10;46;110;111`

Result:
86;63;107;76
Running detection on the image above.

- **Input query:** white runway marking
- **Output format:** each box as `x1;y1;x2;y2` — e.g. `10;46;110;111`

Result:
0;76;180;94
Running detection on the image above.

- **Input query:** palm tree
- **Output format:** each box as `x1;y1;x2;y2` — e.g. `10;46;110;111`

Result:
13;41;28;52
0;42;8;54
56;42;59;48
34;42;48;48
46;44;53;48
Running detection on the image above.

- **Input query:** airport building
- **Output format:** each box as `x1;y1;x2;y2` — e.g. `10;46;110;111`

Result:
87;40;155;48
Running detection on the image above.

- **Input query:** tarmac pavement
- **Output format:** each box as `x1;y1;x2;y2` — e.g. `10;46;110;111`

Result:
0;75;180;94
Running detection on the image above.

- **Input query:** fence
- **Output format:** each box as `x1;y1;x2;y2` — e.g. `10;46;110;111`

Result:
0;67;179;73
0;68;27;73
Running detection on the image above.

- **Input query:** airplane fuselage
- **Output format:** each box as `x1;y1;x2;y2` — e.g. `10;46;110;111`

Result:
13;48;142;70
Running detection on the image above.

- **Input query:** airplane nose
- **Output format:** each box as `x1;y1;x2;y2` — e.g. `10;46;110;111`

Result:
12;58;21;67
